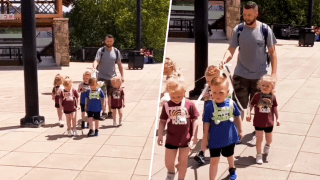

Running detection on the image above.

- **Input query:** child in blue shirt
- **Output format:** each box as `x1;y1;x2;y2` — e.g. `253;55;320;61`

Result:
203;75;243;180
83;77;105;137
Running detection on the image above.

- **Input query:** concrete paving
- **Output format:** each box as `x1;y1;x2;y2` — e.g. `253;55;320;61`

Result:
151;39;320;180
0;62;162;180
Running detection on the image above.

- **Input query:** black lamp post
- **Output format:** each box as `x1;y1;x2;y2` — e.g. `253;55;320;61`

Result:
137;0;141;50
20;0;45;127
308;0;314;28
189;0;208;98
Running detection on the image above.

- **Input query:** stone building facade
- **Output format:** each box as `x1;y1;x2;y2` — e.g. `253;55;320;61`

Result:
53;18;70;66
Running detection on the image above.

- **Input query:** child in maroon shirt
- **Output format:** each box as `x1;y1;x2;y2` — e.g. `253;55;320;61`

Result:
109;76;125;126
157;76;199;180
247;75;280;164
56;77;79;136
52;74;65;127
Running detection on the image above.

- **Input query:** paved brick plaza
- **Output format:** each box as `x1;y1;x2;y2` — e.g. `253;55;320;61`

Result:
0;62;161;180
151;39;320;180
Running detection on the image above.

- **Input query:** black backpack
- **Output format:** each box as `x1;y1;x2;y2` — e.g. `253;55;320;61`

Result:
100;46;120;61
237;22;270;67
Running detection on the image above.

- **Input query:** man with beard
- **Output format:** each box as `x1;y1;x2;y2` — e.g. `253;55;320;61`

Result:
220;1;278;122
93;35;124;119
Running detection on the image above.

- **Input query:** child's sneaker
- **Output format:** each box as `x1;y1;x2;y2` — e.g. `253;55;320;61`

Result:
59;120;64;127
67;130;73;136
107;111;112;118
256;154;263;164
102;112;108;117
81;121;85;129
87;129;95;137
165;172;175;180
73;130;78;136
86;122;90;128
94;129;99;136
229;168;237;180
119;119;122;126
113;120;117;126
263;144;270;154
194;151;205;165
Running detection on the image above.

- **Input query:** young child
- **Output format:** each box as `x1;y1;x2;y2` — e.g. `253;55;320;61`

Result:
157;76;199;180
83;77;105;137
109;76;125;126
57;77;79;136
246;75;279;164
52;74;65;127
203;75;243;180
194;65;221;165
78;71;91;129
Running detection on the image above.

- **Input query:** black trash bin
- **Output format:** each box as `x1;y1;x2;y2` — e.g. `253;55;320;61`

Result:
299;28;315;47
128;50;144;70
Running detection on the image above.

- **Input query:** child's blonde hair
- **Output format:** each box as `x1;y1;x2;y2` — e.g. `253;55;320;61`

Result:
63;76;72;87
205;65;220;77
111;76;122;87
164;57;177;72
53;74;64;86
210;74;229;90
257;75;276;94
83;71;91;77
89;77;98;86
166;76;185;94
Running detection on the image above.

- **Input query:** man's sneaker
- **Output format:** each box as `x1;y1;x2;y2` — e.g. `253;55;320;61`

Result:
102;112;108;117
81;121;85;129
107;111;112;118
59;120;64;128
67;130;73;136
256;154;263;164
263;144;270;154
95;129;99;136
165;172;175;180
87;129;95;137
113;120;117;127
73;130;78;136
194;151;205;165
119;119;122;126
86;122;90;128
229;168;237;180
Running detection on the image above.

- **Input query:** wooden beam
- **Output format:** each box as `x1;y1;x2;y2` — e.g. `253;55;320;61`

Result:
56;0;63;17
0;19;53;27
15;14;63;19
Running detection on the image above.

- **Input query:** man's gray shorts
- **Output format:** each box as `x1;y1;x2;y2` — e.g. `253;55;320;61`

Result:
98;78;112;96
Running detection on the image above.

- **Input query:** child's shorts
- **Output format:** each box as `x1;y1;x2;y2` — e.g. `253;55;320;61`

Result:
209;143;235;158
55;103;60;108
255;126;273;133
87;111;101;120
80;104;85;112
64;111;76;114
165;144;189;149
111;106;122;110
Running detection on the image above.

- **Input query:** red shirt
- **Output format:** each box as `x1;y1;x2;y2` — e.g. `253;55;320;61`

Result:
110;88;124;108
160;100;199;147
251;92;278;128
58;89;79;112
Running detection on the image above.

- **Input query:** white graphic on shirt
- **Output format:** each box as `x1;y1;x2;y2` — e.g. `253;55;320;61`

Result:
258;97;272;114
63;91;74;101
166;106;189;125
112;90;121;99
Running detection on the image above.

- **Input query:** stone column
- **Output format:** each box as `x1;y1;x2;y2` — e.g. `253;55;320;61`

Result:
225;0;241;40
53;18;69;66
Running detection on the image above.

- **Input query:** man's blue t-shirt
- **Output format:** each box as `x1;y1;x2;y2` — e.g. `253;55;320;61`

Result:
203;99;241;149
83;88;105;112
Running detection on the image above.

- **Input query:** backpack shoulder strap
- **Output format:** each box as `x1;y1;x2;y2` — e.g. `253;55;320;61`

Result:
164;102;171;120
114;47;119;61
100;47;105;59
261;23;268;48
237;23;244;50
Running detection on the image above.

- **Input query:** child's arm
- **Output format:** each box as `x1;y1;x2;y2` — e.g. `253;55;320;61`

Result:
235;116;243;139
274;107;280;126
191;119;198;144
202;123;210;150
122;89;125;108
157;119;167;146
246;104;254;122
108;95;111;110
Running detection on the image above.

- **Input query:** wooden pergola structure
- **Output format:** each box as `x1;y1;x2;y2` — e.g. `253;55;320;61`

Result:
0;0;73;27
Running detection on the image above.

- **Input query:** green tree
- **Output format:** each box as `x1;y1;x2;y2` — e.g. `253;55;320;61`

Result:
241;0;320;27
67;0;170;62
